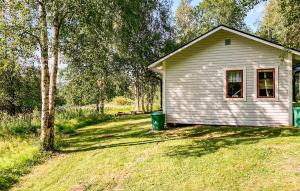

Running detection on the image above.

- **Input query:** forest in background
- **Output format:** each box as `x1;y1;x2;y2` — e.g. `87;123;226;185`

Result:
0;0;299;150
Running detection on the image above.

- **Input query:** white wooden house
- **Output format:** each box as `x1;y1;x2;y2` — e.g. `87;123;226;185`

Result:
149;25;300;126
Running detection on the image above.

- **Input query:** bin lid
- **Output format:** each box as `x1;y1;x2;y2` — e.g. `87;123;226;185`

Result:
151;111;164;116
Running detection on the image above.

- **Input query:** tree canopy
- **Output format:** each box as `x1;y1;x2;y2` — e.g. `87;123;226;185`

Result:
175;0;263;44
259;0;300;49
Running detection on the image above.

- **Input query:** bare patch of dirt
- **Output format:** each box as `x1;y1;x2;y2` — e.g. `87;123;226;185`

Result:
281;156;300;174
105;146;158;191
70;185;85;191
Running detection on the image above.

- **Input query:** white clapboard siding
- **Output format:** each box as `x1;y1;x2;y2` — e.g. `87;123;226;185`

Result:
164;29;291;126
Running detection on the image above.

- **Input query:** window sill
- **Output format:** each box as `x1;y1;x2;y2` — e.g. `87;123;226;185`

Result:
224;97;247;101
254;97;278;101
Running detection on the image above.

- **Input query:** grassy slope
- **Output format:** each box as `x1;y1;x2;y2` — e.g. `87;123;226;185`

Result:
0;136;45;190
0;105;157;190
12;115;300;191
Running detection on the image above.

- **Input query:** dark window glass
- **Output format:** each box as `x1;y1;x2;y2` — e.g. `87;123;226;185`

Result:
295;73;300;101
226;70;243;98
257;69;275;98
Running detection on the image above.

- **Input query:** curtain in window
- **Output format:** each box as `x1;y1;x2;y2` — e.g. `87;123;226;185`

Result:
227;71;242;98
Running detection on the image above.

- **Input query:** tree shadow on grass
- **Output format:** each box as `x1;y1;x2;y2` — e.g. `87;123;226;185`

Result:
60;115;163;153
166;126;300;158
61;138;177;153
64;121;154;143
60;115;300;156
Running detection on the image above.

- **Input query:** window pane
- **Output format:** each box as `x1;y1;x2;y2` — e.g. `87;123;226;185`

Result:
226;70;242;98
295;73;300;101
258;69;274;97
228;82;242;97
228;71;242;82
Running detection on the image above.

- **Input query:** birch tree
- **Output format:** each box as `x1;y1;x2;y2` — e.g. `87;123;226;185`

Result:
38;0;51;150
39;0;69;150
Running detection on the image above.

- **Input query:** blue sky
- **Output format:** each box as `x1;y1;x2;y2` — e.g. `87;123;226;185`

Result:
171;0;267;32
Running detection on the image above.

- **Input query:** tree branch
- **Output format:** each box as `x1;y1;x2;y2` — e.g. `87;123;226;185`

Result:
21;31;40;44
58;11;69;31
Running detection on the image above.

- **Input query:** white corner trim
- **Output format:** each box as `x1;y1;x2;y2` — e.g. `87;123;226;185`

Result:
286;53;293;125
253;65;279;102
223;67;247;101
162;62;166;115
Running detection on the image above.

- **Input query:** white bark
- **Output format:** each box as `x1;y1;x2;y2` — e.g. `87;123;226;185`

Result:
48;0;59;150
39;0;50;150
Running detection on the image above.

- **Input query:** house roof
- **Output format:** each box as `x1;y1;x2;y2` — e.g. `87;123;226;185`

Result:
148;25;300;69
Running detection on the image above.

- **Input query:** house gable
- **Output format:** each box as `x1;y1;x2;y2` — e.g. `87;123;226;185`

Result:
149;25;300;72
165;29;283;70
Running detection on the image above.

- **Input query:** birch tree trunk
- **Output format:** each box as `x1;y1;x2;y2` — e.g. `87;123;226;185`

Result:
134;77;140;112
48;0;59;150
39;0;50;150
160;79;163;111
96;98;100;113
146;93;150;113
150;84;156;112
141;85;145;113
97;78;105;115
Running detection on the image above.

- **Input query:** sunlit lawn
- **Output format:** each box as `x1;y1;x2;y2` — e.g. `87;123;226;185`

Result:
11;114;300;191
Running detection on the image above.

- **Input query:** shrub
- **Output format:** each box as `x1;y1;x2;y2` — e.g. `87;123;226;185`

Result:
112;96;134;106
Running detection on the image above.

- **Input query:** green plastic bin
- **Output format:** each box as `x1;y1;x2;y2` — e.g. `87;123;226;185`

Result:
151;111;165;130
293;107;300;127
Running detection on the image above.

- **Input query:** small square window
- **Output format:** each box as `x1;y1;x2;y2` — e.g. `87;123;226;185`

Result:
226;70;243;98
225;39;231;45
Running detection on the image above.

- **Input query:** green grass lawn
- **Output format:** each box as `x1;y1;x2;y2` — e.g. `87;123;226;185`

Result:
0;105;160;190
10;115;300;191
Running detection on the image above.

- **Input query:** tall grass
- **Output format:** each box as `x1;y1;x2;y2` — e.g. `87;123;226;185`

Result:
0;111;43;190
55;106;112;134
56;106;99;120
0;103;160;137
0;106;111;137
0;111;40;138
0;137;45;190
